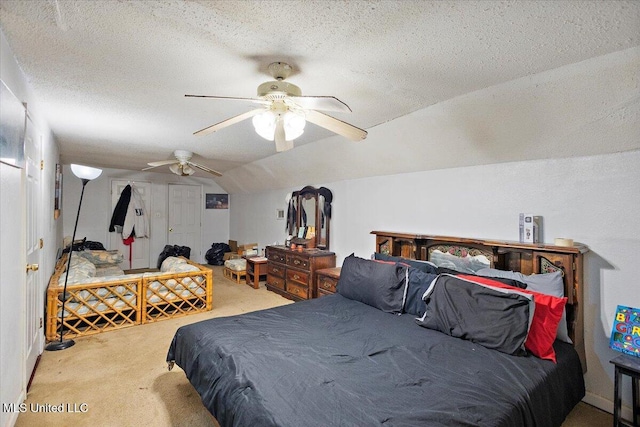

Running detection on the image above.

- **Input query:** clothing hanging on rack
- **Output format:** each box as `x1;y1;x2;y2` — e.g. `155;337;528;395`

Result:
109;184;131;233
122;184;148;239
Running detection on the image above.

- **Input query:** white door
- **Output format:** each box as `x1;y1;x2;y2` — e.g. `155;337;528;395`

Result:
24;115;42;383
109;181;151;270
168;184;202;262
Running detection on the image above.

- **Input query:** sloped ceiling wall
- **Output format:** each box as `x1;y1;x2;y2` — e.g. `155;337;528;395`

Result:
0;1;638;185
217;46;640;194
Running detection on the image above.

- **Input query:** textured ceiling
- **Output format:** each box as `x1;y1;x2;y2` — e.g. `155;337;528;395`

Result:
1;0;639;181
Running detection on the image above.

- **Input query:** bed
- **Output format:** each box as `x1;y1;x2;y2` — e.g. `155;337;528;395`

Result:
167;233;588;427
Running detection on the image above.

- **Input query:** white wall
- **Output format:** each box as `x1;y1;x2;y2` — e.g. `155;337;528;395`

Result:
1;30;60;427
61;167;229;265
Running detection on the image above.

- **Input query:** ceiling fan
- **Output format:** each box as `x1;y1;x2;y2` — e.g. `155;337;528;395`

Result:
142;150;222;177
186;62;368;152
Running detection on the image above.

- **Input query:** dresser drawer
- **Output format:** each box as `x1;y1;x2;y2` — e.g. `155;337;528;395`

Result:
316;267;341;298
268;251;286;264
286;281;309;299
267;274;285;291
317;275;338;294
268;263;286;278
287;268;309;286
287;254;310;270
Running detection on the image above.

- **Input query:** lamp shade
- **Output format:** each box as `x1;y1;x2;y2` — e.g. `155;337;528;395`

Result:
169;163;195;176
252;111;277;141
70;164;102;180
182;164;195;175
283;111;305;140
252;110;305;141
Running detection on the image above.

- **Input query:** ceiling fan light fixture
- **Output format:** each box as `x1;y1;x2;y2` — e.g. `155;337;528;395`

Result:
182;164;195;175
252;110;306;142
252;111;277;141
169;163;196;176
283;111;305;140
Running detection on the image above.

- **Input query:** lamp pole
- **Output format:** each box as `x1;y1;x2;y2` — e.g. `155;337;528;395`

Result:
46;165;101;351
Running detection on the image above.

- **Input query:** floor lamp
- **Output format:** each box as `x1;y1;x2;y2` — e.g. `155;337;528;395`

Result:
45;164;102;351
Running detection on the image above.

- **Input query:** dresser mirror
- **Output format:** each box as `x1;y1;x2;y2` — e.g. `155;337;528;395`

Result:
299;192;316;228
291;186;332;250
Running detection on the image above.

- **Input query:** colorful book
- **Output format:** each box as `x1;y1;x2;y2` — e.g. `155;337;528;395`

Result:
610;305;640;357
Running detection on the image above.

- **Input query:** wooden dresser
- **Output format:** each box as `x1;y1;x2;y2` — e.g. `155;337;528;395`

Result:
266;246;336;300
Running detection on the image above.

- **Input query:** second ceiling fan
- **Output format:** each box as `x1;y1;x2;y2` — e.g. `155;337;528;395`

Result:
187;62;368;152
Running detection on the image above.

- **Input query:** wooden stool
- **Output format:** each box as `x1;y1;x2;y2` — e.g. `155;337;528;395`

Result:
223;267;246;284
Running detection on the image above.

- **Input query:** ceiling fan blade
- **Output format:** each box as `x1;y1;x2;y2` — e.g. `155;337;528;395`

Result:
194;108;265;137
304;109;368;141
142;159;178;170
288;96;352;113
188;161;223;177
185;94;270;106
274;119;293;152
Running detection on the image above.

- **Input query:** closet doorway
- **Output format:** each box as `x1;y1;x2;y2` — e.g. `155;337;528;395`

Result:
109;180;151;269
168;184;202;262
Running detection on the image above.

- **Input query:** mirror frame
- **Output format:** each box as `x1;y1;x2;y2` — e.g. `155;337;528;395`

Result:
290;185;332;250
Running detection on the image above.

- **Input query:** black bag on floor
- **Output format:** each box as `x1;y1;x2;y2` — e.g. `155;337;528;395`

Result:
62;238;106;253
205;242;231;266
157;245;191;269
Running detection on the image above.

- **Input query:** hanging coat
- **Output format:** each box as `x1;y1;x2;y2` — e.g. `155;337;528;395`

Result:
122;185;148;239
109;184;131;233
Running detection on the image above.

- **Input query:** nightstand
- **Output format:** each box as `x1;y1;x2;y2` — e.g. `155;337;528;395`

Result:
245;256;268;289
316;267;341;297
610;354;640;427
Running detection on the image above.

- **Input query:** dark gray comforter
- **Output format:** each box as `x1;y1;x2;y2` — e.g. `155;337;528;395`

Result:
167;294;584;427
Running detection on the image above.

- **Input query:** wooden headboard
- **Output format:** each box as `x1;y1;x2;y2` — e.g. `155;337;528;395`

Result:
371;231;589;372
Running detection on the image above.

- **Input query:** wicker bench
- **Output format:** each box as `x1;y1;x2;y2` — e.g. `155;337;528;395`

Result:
223;258;246;284
46;253;212;341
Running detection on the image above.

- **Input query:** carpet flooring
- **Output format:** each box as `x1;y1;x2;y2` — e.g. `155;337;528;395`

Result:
17;266;612;427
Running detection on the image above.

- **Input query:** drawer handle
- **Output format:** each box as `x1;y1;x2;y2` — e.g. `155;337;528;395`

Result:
321;282;331;289
293;274;301;280
294;259;301;265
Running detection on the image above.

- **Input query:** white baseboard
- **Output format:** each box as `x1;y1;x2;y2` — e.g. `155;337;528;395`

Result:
2;389;25;427
583;391;633;421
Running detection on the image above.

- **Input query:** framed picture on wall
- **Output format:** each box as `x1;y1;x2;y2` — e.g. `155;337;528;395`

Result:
54;163;62;219
206;193;228;209
0;79;27;169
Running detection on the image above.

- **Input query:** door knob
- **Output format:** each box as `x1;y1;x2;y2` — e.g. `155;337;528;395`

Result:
26;263;39;272
169;228;173;232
